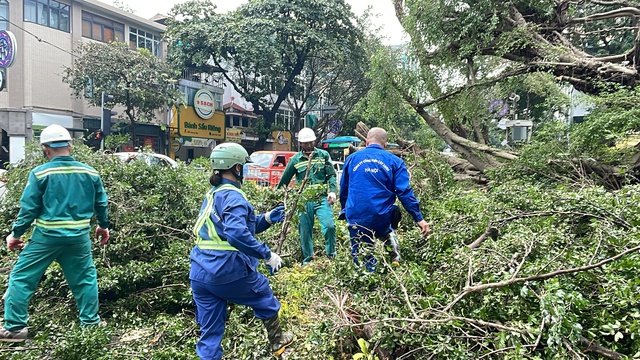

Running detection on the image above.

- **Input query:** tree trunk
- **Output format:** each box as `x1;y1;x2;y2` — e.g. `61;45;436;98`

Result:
355;122;490;183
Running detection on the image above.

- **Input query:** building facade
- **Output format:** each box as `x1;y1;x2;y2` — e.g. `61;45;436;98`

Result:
0;0;168;167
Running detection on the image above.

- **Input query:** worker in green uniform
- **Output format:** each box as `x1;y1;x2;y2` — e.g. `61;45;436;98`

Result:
276;127;337;265
0;124;110;342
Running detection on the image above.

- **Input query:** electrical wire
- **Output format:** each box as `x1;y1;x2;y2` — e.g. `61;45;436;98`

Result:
0;15;76;57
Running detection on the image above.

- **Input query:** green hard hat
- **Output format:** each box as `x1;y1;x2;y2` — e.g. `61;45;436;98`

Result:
210;143;251;170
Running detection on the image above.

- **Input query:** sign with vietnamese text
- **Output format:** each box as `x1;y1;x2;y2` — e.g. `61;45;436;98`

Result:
226;128;242;143
182;137;214;148
171;105;225;140
194;89;215;119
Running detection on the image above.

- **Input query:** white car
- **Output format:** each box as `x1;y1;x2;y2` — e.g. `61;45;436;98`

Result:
331;160;343;186
112;152;178;168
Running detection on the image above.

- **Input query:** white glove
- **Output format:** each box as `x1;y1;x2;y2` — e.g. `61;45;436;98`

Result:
265;252;283;272
327;192;337;205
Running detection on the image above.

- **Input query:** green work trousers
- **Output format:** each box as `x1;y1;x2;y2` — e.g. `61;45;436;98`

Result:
299;199;336;264
4;238;100;331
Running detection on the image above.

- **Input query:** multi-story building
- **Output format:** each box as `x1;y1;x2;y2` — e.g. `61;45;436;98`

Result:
0;0;171;166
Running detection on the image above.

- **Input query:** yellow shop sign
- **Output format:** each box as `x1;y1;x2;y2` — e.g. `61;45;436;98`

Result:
171;105;225;140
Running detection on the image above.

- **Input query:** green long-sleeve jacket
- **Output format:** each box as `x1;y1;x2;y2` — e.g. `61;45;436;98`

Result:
11;155;109;244
276;148;337;194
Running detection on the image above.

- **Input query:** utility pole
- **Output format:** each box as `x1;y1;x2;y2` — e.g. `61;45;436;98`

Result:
100;91;114;151
100;91;106;151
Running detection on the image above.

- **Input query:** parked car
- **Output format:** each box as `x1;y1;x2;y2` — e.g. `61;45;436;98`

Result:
331;160;343;187
244;151;297;187
112;152;178;168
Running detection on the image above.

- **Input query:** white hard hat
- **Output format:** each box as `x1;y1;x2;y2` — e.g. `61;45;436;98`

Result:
298;127;316;142
40;124;72;147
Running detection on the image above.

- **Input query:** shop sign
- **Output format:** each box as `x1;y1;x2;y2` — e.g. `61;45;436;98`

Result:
0;30;17;68
171;105;225;140
226;128;242;143
194;89;215;119
272;131;291;151
170;140;181;152
183;137;214;148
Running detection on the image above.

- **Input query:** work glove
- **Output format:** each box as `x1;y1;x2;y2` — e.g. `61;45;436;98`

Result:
265;252;283;273
265;206;285;224
338;211;346;221
327;192;337;205
5;234;24;252
95;227;110;246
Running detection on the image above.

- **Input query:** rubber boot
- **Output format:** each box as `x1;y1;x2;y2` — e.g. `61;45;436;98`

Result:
263;315;294;356
383;230;401;265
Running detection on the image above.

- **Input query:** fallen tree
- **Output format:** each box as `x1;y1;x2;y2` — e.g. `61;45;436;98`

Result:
379;0;640;174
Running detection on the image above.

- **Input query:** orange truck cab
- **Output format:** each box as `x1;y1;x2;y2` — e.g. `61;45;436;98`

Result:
244;151;297;187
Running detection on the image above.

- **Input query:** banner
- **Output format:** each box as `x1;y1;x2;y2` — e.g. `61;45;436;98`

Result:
226;128;242;143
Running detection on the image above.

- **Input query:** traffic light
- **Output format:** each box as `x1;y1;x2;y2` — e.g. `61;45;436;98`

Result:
102;108;112;136
101;92;115;136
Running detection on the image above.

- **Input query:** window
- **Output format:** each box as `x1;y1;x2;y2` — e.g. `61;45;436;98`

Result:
179;85;223;111
24;0;70;32
81;11;124;43
214;92;222;111
226;115;250;128
178;85;197;106
276;108;293;129
0;0;8;31
129;27;161;57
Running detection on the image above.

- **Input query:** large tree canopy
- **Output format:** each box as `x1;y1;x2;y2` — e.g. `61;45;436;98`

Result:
395;0;640;94
165;0;367;148
63;41;181;147
377;0;640;174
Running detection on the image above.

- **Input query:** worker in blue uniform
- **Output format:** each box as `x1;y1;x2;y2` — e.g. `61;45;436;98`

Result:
191;142;294;359
1;124;110;342
339;127;430;272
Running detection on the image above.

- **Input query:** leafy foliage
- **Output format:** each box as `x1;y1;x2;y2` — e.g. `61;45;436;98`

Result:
2;139;640;359
165;0;368;146
62;41;181;146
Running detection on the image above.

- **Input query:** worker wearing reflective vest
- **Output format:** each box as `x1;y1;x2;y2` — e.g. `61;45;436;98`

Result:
276;127;337;265
1;124;110;343
339;127;430;272
190;143;293;359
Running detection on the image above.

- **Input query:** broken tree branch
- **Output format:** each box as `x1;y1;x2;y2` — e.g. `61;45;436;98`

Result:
444;243;640;312
276;152;315;253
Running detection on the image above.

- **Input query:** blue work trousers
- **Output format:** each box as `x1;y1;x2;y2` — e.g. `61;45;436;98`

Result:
298;199;336;264
191;270;280;360
348;224;392;273
4;238;100;331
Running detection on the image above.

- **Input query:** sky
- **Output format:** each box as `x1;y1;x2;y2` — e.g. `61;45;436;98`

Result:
107;0;407;45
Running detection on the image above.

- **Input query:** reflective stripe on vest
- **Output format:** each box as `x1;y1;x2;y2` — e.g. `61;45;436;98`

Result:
35;218;91;229
193;184;248;251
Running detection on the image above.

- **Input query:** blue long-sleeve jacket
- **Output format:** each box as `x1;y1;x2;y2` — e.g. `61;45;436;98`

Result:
190;179;274;285
340;144;424;233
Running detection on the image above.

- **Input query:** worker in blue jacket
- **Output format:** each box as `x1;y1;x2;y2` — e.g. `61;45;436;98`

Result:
191;142;293;359
1;124;110;342
339;127;430;272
